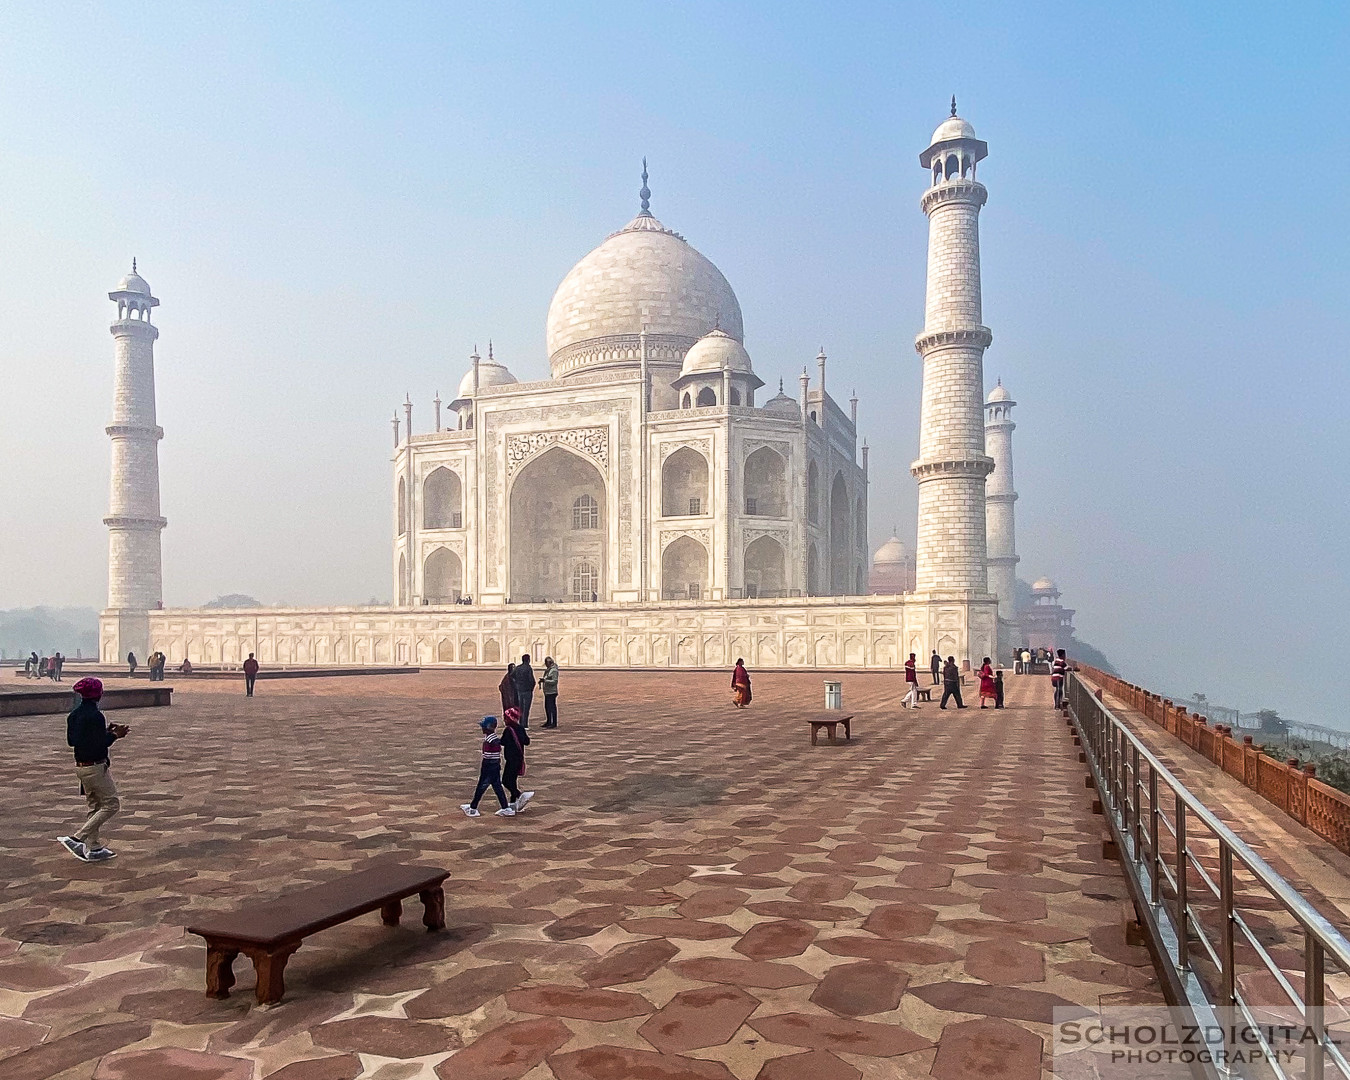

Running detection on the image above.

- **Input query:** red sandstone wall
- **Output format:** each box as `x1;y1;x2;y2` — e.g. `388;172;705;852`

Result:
1075;663;1350;856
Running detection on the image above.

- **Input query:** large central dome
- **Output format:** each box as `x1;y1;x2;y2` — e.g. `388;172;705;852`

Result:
545;178;743;379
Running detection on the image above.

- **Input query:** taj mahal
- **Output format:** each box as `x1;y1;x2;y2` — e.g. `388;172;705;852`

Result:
100;104;1025;671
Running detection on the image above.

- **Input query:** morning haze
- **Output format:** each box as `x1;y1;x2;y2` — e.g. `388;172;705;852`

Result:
1;3;1346;725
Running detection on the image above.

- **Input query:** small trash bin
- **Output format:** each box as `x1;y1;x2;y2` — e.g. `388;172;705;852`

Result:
824;680;843;710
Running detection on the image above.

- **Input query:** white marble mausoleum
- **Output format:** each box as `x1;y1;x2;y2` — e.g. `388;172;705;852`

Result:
101;109;1008;670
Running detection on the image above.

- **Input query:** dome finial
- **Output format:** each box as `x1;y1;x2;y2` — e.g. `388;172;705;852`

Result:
132;257;137;273
639;157;651;215
488;339;494;361
951;95;957;117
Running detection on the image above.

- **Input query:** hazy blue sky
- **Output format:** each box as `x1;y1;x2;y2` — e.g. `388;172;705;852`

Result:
2;2;1346;723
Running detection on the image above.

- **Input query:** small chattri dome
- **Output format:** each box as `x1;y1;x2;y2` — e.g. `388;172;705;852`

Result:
761;381;800;419
456;353;517;399
930;115;977;144
680;327;753;378
1032;577;1057;592
873;536;911;565
115;264;152;295
987;382;1011;403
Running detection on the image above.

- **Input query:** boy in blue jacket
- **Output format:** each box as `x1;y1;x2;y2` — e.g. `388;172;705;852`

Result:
461;717;515;818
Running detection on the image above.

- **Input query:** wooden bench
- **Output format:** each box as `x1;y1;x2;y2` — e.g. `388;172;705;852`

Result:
809;713;854;746
186;862;448;1006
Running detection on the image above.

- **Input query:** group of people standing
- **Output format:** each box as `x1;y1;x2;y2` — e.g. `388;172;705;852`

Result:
497;654;560;728
463;654;561;819
901;651;1006;710
23;651;64;680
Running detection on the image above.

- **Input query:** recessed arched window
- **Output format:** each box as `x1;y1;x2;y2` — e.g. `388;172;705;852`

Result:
945;154;959;180
571;560;598;601
682;392;692;409
572;493;599;530
696;387;717;407
730;388;741;405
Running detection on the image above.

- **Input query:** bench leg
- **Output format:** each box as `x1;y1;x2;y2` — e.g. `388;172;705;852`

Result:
250;943;299;1006
205;945;238;999
844;720;851;741
381;898;403;926
421;886;445;932
829;724;838;745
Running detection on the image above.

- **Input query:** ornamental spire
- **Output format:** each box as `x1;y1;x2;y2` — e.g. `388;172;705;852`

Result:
639;157;651;215
951;95;957;117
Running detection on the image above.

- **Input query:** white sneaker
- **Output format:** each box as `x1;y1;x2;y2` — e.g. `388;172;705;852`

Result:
85;846;116;861
515;792;534;812
495;807;516;817
461;805;481;818
57;836;88;861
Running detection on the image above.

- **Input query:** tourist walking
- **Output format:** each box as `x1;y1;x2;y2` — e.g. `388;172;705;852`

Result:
731;658;752;708
902;652;920;709
26;652;39;678
940;656;966;709
978;657;996;709
539;656;560;728
511;655;535;727
243;653;259;696
499;662;517;715
930;650;941;685
57;678;128;862
52;652;64;681
994;670;1005;709
1052;649;1067;709
502;708;534;812
126;651;137;676
461;716;514;817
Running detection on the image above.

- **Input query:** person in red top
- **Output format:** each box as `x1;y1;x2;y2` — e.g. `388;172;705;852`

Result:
731;660;752;708
243;653;259;697
978;656;996;709
902;653;920;709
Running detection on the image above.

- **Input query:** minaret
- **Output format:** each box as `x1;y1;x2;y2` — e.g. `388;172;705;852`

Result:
984;381;1019;621
103;261;165;661
911;101;994;597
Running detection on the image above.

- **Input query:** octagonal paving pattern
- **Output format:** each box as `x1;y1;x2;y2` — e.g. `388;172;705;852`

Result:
0;669;1162;1077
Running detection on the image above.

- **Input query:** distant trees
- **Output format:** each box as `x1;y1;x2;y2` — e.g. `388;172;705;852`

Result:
202;594;262;608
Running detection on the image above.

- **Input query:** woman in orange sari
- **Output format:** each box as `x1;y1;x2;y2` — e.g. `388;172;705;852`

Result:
731;659;752;708
978;656;997;709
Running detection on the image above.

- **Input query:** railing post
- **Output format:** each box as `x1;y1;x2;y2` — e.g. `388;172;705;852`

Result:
1307;930;1325;1080
1176;795;1189;971
1149;767;1161;905
1133;743;1143;862
1219;841;1235;1007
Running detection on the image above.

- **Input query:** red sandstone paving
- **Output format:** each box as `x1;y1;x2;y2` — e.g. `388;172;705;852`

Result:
0;669;1162;1076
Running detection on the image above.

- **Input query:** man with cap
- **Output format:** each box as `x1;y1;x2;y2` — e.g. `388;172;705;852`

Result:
58;678;129;862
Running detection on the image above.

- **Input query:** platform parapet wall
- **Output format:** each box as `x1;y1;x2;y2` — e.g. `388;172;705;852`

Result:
1075;663;1350;855
105;595;998;672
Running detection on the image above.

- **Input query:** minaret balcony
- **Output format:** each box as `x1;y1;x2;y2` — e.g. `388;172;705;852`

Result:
106;423;164;440
920;178;987;214
103;514;167;530
914;327;992;354
910;456;995;481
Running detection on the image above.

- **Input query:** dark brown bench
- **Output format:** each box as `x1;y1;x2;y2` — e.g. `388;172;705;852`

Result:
186;862;448;1006
916;687;932;702
809;713;854;745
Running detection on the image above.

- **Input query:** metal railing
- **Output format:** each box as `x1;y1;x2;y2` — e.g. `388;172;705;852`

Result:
1068;673;1350;1080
